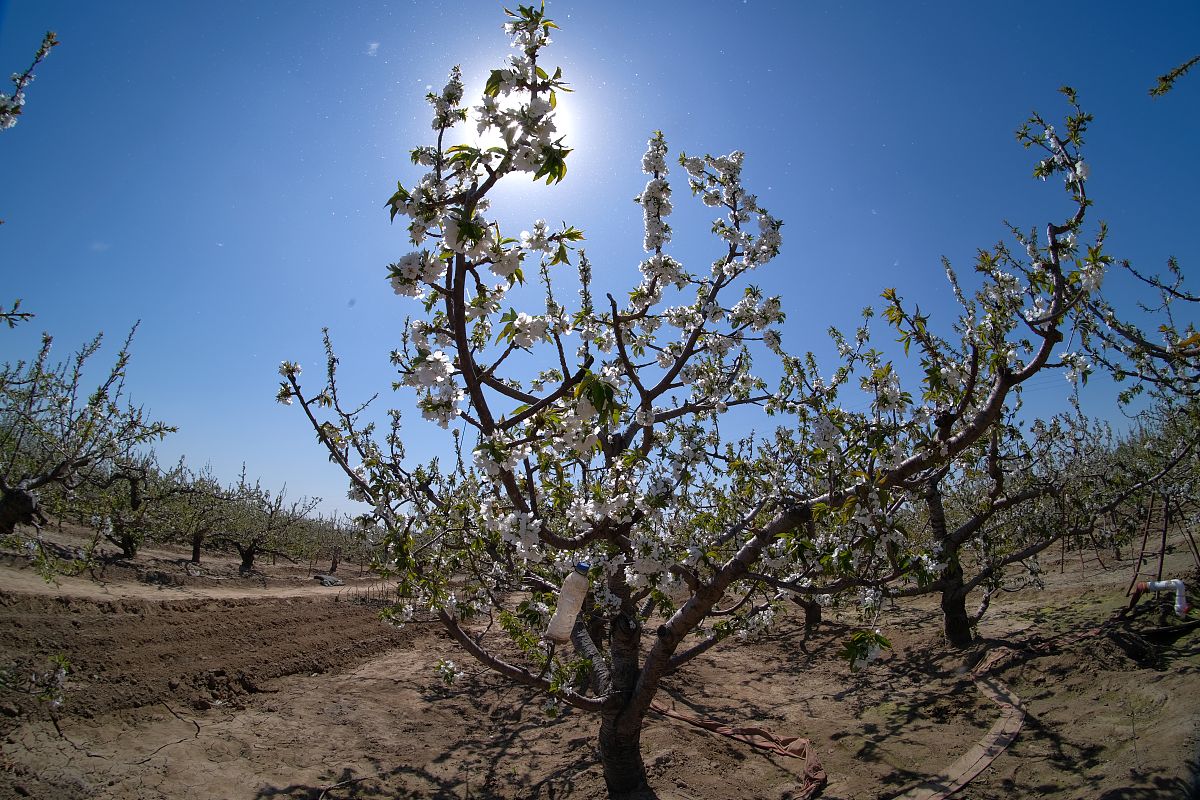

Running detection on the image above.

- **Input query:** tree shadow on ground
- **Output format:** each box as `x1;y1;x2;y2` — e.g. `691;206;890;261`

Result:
253;742;600;800
252;680;602;800
1092;751;1200;800
1105;751;1200;799
866;606;1199;799
254;761;466;799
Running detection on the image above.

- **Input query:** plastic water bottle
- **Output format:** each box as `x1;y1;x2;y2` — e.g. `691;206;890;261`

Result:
545;563;590;643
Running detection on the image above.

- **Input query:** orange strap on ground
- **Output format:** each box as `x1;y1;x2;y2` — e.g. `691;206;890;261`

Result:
889;648;1026;800
649;700;828;799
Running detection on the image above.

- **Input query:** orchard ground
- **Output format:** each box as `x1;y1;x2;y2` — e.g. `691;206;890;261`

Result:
0;522;1197;800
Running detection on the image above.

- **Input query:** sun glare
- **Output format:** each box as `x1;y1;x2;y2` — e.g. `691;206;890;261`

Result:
461;66;581;158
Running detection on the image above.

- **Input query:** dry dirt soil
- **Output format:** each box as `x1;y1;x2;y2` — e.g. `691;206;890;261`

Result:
1;524;1198;800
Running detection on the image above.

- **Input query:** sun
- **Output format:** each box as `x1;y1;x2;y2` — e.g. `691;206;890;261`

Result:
460;63;582;167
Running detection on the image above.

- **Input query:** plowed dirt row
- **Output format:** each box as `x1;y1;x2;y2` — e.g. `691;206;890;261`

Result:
0;593;412;720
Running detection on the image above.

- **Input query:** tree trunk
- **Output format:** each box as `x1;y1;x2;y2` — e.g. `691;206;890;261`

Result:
599;716;652;799
925;476;972;648
118;532;138;559
0;487;40;537
598;612;653;799
191;531;203;564
795;596;822;631
940;557;973;649
328;547;341;575
117;477;144;559
238;544;256;575
105;520;139;559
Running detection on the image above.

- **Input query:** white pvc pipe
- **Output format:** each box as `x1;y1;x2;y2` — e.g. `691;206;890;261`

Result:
545;564;590;643
1139;579;1190;617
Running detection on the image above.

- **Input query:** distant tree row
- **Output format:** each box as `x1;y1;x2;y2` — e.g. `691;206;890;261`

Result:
0;328;377;577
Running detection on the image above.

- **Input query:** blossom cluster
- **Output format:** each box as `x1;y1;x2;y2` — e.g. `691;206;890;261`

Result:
495;507;545;563
509;312;549;348
1036;125;1091;192
388;251;446;297
0;32;57;132
400;348;463;428
435;658;466;686
637;133;672;252
0;78;29;130
735;606;777;642
728;289;784;332
681;150;783;274
429;65;465;130
1058;351;1092;384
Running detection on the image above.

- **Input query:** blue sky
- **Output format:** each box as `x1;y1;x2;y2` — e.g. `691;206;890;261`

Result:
2;1;1197;515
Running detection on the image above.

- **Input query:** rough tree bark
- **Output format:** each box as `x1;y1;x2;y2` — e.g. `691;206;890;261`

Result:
0;486;41;538
597;612;653;799
236;542;257;574
925;475;974;648
794;596;823;631
939;558;973;649
102;472;146;559
107;522;140;559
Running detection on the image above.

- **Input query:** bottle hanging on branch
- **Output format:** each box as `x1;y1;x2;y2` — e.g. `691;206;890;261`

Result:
545;563;591;643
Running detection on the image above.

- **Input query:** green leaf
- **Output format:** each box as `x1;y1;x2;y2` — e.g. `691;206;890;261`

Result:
550;243;569;266
485;69;505;97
